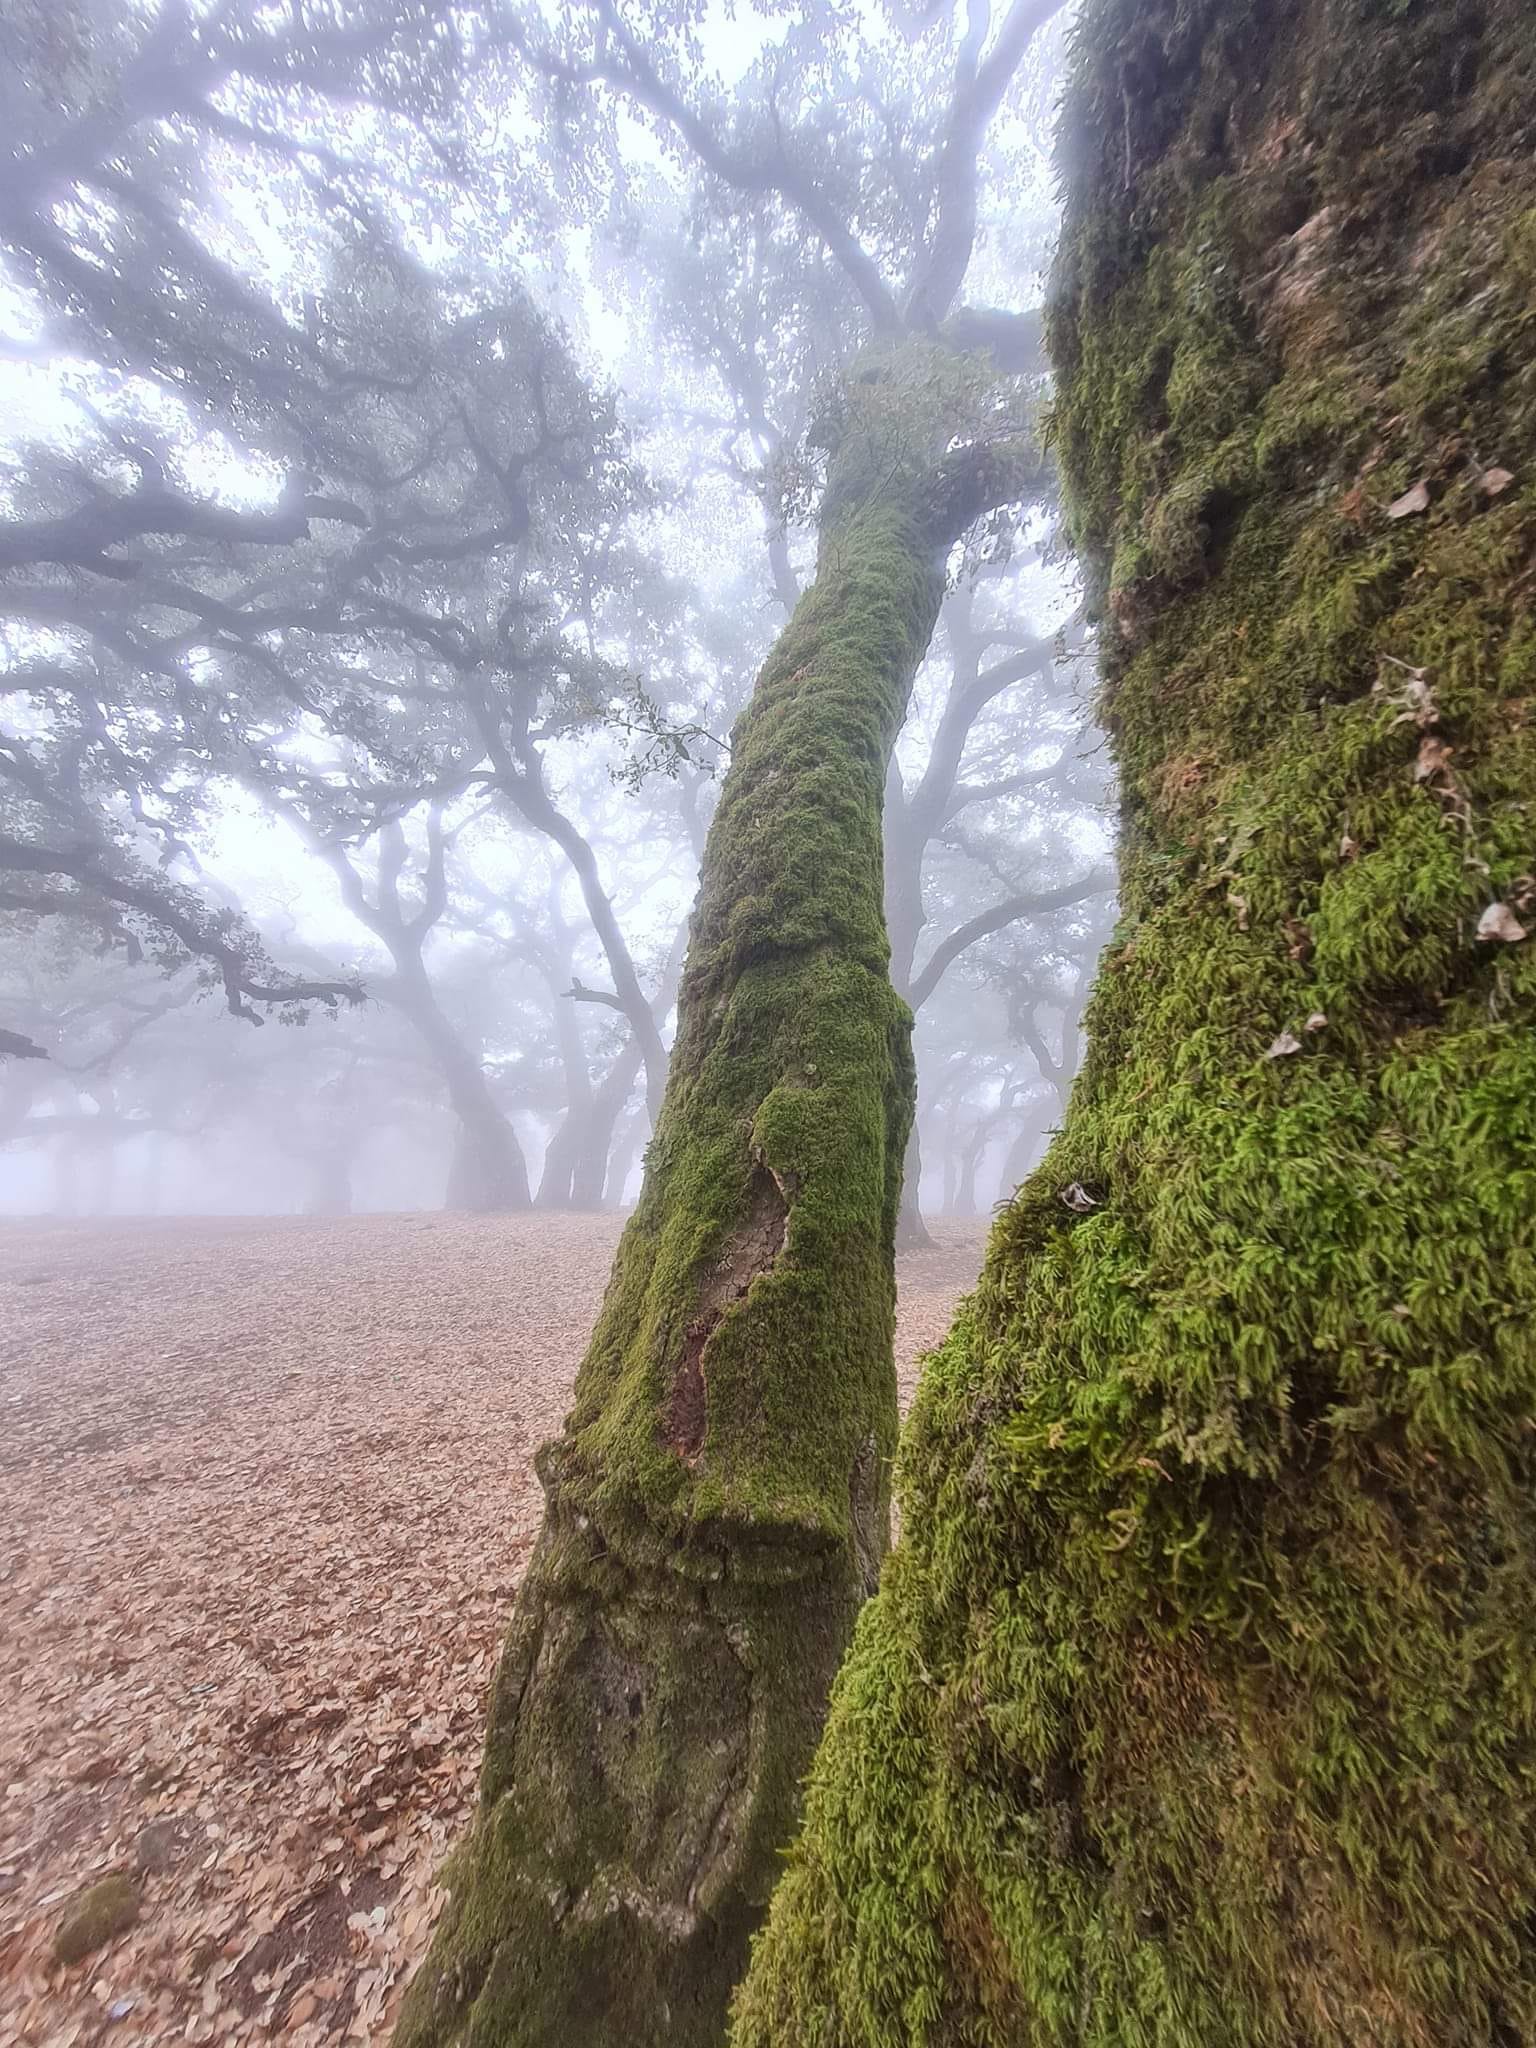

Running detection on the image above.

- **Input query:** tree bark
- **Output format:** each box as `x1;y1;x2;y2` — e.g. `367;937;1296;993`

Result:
997;1108;1043;1197
732;3;1536;2041
571;1038;645;1209
953;1112;997;1216
885;768;935;1249
534;928;594;1210
601;1105;647;1210
395;346;1030;2048
302;816;533;1214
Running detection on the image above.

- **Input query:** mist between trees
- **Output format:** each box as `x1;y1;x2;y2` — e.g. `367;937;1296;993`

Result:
0;0;1112;1229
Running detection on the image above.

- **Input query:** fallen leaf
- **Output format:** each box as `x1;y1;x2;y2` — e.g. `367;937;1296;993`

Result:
1477;902;1528;943
1479;467;1515;497
1387;480;1430;519
1305;1012;1328;1032
1415;734;1454;781
1058;1182;1100;1214
1265;1030;1303;1059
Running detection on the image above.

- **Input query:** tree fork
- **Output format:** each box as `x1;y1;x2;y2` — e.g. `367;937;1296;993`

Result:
395;347;1037;2048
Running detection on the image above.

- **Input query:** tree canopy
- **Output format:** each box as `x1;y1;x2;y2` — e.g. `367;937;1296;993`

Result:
3;0;1108;1229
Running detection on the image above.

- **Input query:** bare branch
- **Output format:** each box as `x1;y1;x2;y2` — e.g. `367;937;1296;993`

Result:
498;1;900;332
0;479;369;575
0;834;364;1019
0;1026;48;1061
563;980;627;1012
908;863;1113;1010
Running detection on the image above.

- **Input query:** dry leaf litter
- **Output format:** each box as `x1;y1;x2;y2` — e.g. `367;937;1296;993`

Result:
0;1210;986;2046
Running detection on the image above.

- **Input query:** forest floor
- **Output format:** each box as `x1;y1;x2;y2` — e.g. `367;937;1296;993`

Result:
0;1210;987;2047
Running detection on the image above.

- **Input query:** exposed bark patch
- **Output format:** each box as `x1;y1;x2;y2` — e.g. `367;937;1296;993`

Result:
662;1162;789;1460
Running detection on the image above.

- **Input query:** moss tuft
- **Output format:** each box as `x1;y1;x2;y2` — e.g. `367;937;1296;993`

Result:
54;1874;139;1966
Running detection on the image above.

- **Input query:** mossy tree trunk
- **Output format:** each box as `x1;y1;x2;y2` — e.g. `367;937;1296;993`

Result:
396;346;1041;2048
732;2;1536;2043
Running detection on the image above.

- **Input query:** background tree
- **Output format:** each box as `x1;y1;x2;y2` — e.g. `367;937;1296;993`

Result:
0;0;471;1016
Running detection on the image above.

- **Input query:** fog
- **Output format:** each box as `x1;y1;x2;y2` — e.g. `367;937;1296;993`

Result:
1;0;1113;1233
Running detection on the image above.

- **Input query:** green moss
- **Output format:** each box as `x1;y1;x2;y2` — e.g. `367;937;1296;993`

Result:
54;1873;139;1965
732;1;1536;2042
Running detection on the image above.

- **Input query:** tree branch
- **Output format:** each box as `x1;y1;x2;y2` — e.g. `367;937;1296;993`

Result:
0;478;369;575
908;863;1112;1010
0;834;364;1020
922;434;1051;549
0;1026;48;1061
563;980;627;1012
502;1;900;332
904;0;1070;327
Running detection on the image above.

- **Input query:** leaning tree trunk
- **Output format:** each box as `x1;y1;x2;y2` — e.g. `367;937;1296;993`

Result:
396;348;1033;2048
733;3;1536;2044
384;959;532;1213
533;1112;580;1209
600;1104;646;1211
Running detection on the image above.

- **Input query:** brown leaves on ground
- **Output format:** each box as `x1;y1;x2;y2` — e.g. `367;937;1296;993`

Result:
0;1209;986;2047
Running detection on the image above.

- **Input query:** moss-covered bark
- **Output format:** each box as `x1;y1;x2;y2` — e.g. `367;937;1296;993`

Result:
396;347;1035;2048
732;3;1536;2043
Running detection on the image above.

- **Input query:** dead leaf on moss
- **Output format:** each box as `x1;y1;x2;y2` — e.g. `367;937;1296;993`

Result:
1265;1030;1304;1058
1478;467;1515;497
1377;660;1440;730
1387;480;1430;519
1477;902;1528;943
1415;735;1454;782
1305;1012;1329;1033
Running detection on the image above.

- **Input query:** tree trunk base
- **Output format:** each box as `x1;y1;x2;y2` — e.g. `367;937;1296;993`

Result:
894;1206;934;1250
394;1471;865;2048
